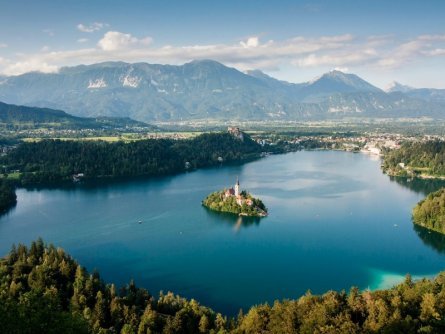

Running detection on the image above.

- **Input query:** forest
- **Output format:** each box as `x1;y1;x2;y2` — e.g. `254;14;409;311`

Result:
412;187;445;234
2;239;445;333
0;132;263;185
382;140;445;177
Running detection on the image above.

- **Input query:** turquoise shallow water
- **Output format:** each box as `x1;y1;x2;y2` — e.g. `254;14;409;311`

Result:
1;151;445;315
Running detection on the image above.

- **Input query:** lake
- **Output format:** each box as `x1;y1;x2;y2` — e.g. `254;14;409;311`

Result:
1;150;445;315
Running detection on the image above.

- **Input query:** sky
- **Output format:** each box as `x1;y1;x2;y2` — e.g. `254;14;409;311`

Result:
0;0;444;89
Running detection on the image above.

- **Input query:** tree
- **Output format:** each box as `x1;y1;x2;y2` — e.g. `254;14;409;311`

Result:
420;293;441;323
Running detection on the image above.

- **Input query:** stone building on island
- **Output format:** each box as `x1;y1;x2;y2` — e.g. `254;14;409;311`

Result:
224;177;253;207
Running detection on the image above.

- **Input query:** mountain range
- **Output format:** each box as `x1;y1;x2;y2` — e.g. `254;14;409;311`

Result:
0;60;443;122
386;81;445;103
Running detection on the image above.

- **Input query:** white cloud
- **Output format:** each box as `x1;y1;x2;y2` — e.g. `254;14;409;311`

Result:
240;36;259;48
0;43;7;48
294;50;376;67
417;34;445;41
427;48;445;56
0;32;444;76
334;67;349;72
98;31;152;51
41;46;50;52
2;59;58;75
376;40;425;68
77;22;106;33
77;38;89;43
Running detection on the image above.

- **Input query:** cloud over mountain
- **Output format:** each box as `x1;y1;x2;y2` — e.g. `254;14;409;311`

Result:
98;31;152;51
0;32;444;90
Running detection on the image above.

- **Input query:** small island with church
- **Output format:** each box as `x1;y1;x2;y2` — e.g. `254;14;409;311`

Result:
202;178;268;217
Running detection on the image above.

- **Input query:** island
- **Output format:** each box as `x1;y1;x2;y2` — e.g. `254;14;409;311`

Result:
202;178;268;217
412;187;445;234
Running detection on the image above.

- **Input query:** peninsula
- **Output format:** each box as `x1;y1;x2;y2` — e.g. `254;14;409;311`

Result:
412;187;445;234
202;178;268;217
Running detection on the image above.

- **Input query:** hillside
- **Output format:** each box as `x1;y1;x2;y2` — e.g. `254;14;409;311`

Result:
382;140;445;178
0;60;443;122
412;188;445;234
1;131;263;185
0;101;152;130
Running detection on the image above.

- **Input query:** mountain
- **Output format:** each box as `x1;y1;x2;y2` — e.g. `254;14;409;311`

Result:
405;88;445;103
385;81;414;93
0;60;443;121
300;70;381;101
0;101;154;130
245;69;301;89
386;81;445;103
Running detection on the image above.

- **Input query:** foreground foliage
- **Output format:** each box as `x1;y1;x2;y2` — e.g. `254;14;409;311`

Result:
412;187;445;234
382;140;445;178
1;132;262;185
3;240;445;333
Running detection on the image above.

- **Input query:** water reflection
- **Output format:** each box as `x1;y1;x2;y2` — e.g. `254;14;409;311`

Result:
203;207;262;231
389;176;445;196
414;224;445;255
0;202;17;219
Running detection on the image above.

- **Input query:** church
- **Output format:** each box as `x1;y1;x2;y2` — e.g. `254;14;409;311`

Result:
224;178;253;206
224;177;240;198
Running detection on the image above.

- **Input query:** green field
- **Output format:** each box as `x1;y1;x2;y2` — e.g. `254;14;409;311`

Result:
20;131;203;143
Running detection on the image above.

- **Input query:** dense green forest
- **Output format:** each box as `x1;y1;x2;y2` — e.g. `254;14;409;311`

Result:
202;190;267;217
382;141;445;178
412;188;445;234
1;132;263;185
0;179;16;212
3;240;445;333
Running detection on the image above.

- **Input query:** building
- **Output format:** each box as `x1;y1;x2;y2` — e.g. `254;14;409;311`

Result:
223;177;254;207
228;127;244;141
234;177;240;197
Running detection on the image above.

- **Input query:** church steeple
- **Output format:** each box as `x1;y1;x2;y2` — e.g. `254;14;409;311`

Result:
234;176;240;197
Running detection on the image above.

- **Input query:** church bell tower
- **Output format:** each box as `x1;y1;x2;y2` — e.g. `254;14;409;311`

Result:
234;177;240;197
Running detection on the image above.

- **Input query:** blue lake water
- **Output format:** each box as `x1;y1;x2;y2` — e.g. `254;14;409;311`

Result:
1;150;445;315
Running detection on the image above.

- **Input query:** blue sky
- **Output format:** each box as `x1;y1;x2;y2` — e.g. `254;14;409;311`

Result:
0;0;444;88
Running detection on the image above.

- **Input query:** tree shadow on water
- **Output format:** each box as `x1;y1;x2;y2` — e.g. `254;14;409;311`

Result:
0;202;17;220
390;176;445;196
414;224;445;255
202;207;263;231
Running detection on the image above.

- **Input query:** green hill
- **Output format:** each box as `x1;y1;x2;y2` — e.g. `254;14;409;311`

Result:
1;131;263;185
382;140;445;178
413;188;445;234
0;101;153;130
